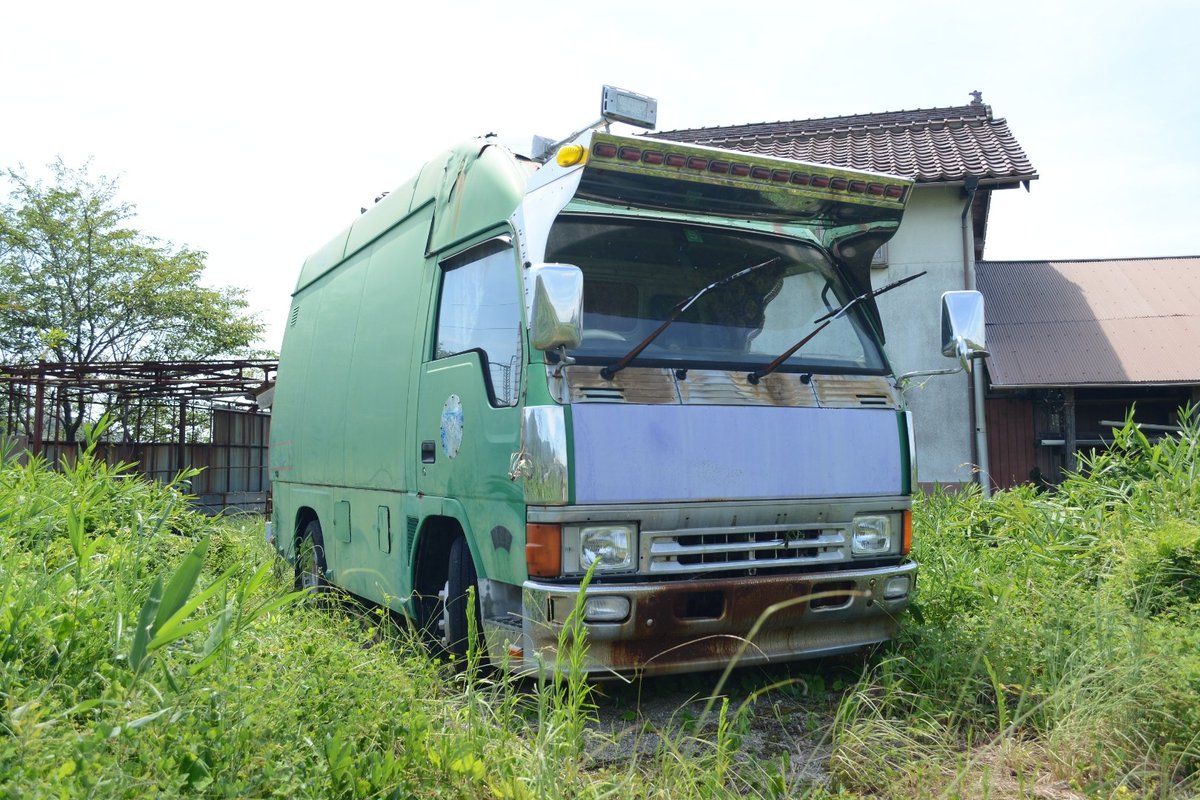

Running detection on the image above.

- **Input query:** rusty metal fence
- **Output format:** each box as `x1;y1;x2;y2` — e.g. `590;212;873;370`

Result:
1;360;276;513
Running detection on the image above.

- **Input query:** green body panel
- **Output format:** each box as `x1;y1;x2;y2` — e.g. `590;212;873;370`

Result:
897;410;912;496
343;177;422;262
272;139;531;613
426;144;529;255
414;349;525;585
273;208;433;492
292;140;527;295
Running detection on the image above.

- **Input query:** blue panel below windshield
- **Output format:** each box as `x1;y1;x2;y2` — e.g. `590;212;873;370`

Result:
572;404;902;504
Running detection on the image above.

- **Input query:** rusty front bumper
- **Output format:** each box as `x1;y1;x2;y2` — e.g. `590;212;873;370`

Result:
519;561;916;677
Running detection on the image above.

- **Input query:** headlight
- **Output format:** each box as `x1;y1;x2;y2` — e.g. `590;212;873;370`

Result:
851;515;894;555
578;524;635;572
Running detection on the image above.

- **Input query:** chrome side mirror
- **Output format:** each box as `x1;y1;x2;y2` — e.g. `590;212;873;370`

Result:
941;290;987;372
530;264;583;351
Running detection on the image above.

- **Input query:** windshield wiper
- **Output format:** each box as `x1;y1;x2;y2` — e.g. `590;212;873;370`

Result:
600;257;780;380
747;270;926;385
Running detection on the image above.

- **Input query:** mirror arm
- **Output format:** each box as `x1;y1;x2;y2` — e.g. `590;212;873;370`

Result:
898;348;989;387
550;345;575;377
897;364;964;386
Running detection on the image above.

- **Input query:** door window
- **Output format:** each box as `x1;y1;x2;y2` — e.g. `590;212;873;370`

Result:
434;243;522;407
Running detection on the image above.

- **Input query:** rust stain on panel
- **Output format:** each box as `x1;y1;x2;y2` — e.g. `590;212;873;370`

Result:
565;366;678;404
607;576;815;668
810;374;895;408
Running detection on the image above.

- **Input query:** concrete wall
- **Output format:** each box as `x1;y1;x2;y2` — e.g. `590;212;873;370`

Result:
872;186;977;487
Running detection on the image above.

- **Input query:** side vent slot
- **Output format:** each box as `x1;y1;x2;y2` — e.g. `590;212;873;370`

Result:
578;386;626;402
856;394;890;406
289;305;300;326
405;516;418;558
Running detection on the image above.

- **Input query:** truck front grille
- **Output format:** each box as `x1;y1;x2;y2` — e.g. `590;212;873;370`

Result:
642;524;848;575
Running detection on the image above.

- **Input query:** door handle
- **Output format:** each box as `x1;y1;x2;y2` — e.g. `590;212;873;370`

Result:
421;440;436;464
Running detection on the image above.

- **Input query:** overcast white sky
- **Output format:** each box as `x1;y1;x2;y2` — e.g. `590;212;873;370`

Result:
3;0;1198;351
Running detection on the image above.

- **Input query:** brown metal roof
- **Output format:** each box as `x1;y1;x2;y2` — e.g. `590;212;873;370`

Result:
653;102;1038;185
977;257;1200;387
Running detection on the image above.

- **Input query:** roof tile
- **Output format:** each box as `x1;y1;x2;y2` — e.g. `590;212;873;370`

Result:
653;104;1038;184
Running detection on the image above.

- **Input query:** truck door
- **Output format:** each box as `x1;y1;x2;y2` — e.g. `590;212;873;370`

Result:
415;238;525;581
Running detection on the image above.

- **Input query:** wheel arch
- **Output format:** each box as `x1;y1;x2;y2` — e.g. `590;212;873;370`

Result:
410;514;470;599
294;506;320;546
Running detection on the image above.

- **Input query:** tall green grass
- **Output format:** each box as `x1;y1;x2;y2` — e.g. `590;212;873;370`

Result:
3;409;1198;798
0;427;762;798
831;409;1200;799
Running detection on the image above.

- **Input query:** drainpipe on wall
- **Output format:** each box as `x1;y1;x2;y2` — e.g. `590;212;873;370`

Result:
960;177;992;497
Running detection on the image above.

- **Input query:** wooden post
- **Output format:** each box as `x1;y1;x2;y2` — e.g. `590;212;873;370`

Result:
177;398;188;474
32;361;45;457
1064;388;1077;473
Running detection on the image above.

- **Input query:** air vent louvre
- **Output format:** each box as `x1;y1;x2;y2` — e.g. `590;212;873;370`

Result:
856;394;890;406
578;387;626;402
405;516;418;557
289;305;300;326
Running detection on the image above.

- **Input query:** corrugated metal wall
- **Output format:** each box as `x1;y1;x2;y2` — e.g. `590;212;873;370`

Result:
37;408;270;513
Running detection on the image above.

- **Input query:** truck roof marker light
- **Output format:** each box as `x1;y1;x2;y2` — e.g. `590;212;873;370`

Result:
588;135;910;204
901;510;913;556
526;523;562;578
556;144;588;167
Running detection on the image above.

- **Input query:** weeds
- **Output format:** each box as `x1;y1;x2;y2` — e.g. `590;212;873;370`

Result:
831;409;1200;798
2;409;1198;797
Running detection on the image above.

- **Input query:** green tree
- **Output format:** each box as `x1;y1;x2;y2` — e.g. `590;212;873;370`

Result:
0;159;263;439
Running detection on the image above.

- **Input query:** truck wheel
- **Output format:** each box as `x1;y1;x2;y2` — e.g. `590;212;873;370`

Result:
296;519;328;595
439;536;480;658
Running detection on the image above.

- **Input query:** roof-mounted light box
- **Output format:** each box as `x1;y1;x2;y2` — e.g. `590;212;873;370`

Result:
601;86;657;130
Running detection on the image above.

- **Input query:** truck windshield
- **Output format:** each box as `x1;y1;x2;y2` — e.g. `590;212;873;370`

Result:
544;215;886;373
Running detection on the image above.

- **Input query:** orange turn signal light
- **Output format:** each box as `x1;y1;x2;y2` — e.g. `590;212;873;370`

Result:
901;510;913;556
526;523;562;578
556;144;587;167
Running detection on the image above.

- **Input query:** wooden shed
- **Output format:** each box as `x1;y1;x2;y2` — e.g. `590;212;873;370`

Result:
977;256;1200;489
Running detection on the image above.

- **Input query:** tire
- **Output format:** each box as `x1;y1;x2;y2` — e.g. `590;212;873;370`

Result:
440;536;480;658
295;519;328;595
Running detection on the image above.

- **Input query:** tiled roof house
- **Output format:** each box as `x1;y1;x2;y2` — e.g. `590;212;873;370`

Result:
661;99;1199;492
655;98;1038;261
655;96;1039;489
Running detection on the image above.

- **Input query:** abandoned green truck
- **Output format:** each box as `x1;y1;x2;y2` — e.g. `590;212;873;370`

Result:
268;102;985;677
